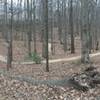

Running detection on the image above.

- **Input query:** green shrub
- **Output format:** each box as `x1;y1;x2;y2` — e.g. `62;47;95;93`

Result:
29;52;41;64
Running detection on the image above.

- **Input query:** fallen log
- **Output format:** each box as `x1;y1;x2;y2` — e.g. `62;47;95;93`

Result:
68;77;89;92
0;66;100;92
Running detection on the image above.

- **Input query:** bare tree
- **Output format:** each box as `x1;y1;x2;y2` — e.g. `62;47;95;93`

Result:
6;0;13;70
81;0;90;63
43;0;49;72
27;0;31;56
33;0;37;53
57;0;62;44
69;0;75;53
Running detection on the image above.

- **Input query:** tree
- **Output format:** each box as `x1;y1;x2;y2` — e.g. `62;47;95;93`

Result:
62;0;68;52
57;0;62;44
27;0;31;56
49;0;54;54
94;0;99;50
81;0;90;63
69;0;75;53
43;0;49;72
32;0;37;53
6;0;13;70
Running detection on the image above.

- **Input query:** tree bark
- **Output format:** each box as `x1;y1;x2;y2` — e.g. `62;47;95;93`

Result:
69;0;75;53
81;0;90;63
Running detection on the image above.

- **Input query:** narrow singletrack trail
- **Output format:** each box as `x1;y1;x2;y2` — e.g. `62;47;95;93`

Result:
0;52;100;65
0;55;7;63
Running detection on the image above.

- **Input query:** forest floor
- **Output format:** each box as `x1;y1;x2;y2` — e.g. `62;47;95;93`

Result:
0;38;98;61
0;56;100;99
0;37;82;62
0;39;100;99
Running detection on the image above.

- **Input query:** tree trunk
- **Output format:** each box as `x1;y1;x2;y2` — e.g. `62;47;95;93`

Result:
27;0;31;56
69;0;75;53
57;0;62;44
43;0;49;72
81;0;90;63
33;0;37;53
63;0;67;52
6;0;13;70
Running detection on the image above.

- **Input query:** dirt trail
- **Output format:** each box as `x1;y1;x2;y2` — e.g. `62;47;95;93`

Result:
0;55;7;63
0;52;100;65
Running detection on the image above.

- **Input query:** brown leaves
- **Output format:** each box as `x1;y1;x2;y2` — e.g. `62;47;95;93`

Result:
0;72;100;100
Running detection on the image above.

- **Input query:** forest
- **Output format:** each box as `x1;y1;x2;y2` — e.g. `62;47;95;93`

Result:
0;0;100;99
